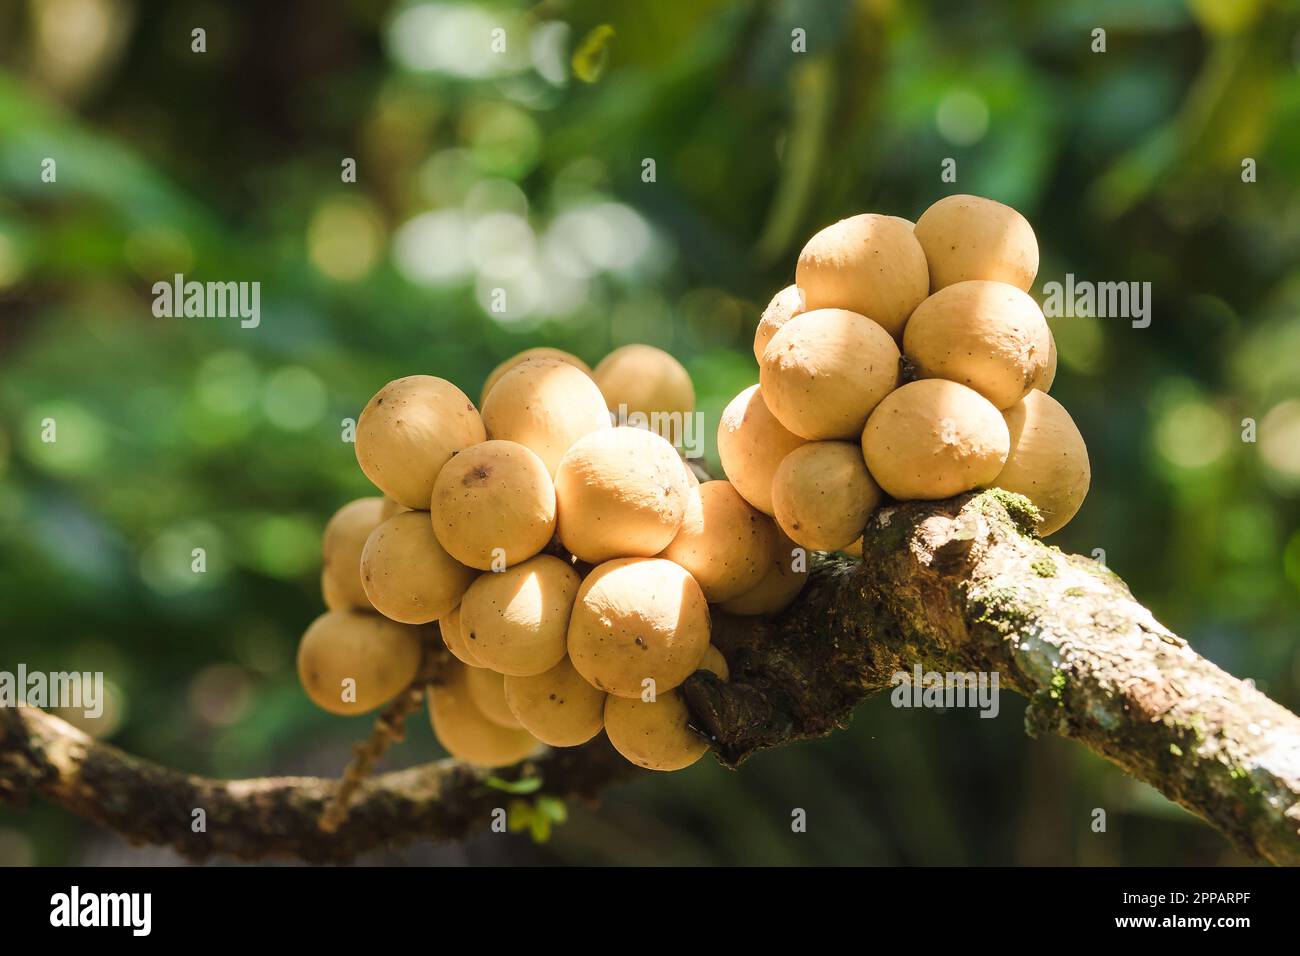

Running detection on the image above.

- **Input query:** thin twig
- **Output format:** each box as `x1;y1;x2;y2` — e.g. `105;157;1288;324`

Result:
318;628;442;833
318;684;427;833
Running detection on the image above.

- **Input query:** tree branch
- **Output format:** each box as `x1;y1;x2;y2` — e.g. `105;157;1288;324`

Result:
0;703;638;864
2;491;1297;864
684;491;1300;866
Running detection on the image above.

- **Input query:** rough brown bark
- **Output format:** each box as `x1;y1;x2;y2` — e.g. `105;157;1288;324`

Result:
685;491;1300;865
0;703;637;864
2;491;1297;864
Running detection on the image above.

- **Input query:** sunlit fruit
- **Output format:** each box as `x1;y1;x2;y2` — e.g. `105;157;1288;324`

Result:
913;193;1039;293
760;308;901;440
795;213;929;339
480;358;611;476
567;557;710;699
355;375;485;510
554;426;692;564
360;511;476;624
604;690;708;772
716;385;806;516
429;660;537;767
503;656;606;747
480;348;591;406
861;379;1010;500
431;439;556;571
660;480;775;602
297;610;423;716
994;389;1090;536
459;554;580;677
903;280;1052;410
771;441;882;551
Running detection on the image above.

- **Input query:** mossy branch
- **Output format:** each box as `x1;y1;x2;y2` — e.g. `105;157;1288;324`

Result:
1;492;1297;864
684;491;1300;866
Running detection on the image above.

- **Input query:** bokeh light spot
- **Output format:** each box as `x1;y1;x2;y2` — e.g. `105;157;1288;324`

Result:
388;3;528;78
188;664;253;727
307;198;384;282
462;101;542;178
1154;394;1230;470
195;351;260;415
1050;315;1105;375
261;366;327;432
936;89;989;146
247;514;321;579
1259;399;1300;486
393;210;471;286
55;680;124;741
22;403;107;477
139;522;226;595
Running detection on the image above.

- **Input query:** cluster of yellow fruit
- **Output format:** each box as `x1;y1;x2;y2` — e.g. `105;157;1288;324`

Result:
297;192;1089;776
299;343;799;773
727;194;1090;557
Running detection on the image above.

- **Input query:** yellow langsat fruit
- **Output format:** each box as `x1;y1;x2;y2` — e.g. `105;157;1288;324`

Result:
660;480;776;602
697;645;730;682
458;554;580;677
360;511;476;624
355;375;485;510
760;308;901;440
430;439;556;571
567;557;710;699
553;426;692;564
861;379;1010;500
592;344;695;442
771;441;882;552
297;610;423;716
438;604;484;668
716;384;806;516
795;213;929;339
752;285;806;364
429;660;537;768
503;657;606;747
717;527;808;616
604;690;707;772
913;194;1039;293
480;358;610;476
321;497;387;611
903;280;1052;410
480;348;591;406
1033;331;1058;393
321;568;348;611
994;389;1090;537
465;666;524;729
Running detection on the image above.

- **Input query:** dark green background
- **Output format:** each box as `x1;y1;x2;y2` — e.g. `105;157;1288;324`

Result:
2;0;1298;865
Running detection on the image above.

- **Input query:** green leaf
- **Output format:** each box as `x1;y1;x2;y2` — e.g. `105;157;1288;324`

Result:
506;799;534;832
485;775;543;795
536;795;568;824
571;24;615;84
529;813;553;843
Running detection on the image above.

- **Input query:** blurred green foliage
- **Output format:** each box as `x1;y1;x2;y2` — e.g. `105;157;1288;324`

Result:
1;0;1298;865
